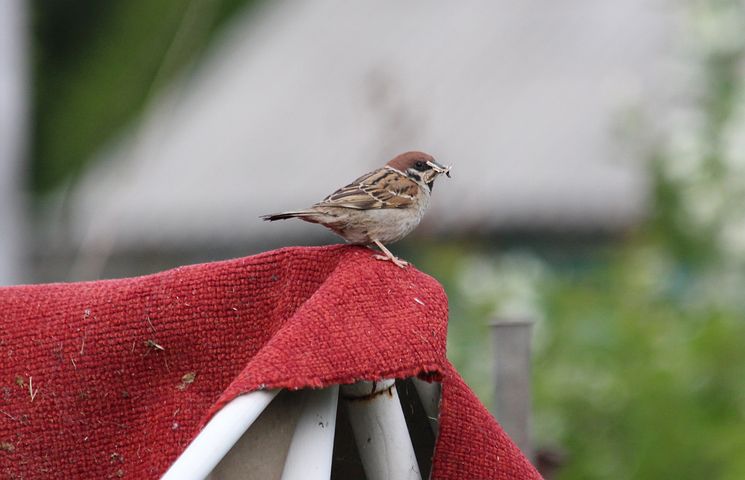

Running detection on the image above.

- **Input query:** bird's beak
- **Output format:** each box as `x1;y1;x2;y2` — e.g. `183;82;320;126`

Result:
426;160;452;178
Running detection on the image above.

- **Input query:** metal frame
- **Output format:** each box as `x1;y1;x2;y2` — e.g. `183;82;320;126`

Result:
280;385;339;480
340;380;422;480
162;378;438;480
161;389;280;479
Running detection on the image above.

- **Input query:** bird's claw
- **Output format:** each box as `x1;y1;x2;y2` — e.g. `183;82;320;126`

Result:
373;254;409;268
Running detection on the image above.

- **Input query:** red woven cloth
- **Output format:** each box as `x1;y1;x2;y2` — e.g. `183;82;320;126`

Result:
0;245;540;479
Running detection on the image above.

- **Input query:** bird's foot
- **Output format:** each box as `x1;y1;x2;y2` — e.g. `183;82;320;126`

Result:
371;240;408;268
373;253;409;268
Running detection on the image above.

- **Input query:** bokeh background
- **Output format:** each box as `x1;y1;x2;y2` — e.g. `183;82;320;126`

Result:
3;1;745;478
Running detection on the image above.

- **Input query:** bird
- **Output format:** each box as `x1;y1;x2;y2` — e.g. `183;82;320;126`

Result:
261;151;452;268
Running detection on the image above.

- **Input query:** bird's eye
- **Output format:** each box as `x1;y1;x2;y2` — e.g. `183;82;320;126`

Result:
415;161;426;169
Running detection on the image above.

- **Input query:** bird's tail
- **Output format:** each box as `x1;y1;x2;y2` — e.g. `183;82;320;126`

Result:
260;210;317;222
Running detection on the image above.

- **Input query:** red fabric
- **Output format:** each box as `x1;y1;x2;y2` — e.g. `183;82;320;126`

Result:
0;245;540;479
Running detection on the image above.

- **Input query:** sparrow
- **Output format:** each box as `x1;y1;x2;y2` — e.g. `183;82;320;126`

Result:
261;151;452;268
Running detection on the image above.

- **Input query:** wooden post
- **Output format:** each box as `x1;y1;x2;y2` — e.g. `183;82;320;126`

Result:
491;317;534;460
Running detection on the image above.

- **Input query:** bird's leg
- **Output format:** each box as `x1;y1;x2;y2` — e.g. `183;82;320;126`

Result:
372;240;408;268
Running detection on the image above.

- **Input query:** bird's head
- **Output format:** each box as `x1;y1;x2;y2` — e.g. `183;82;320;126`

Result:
386;151;452;191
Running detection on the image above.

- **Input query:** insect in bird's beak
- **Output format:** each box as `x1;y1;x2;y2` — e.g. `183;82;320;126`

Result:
427;160;452;178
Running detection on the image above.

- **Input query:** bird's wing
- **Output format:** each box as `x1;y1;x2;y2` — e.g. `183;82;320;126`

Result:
314;168;419;210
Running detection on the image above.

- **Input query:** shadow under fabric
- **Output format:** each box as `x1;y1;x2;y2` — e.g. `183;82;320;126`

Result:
0;245;541;479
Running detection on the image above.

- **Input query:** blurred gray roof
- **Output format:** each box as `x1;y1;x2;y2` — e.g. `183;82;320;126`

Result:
69;0;676;250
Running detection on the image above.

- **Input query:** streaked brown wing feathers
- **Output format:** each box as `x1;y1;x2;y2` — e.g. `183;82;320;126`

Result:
315;168;418;210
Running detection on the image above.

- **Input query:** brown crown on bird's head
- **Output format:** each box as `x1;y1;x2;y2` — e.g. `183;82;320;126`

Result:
386;151;452;189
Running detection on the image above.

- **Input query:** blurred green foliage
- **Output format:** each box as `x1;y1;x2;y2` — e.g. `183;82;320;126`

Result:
31;0;258;193
412;234;745;479
535;245;745;479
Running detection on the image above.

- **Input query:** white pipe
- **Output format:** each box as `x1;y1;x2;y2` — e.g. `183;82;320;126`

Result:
341;380;421;480
412;378;440;434
161;389;279;480
281;385;339;480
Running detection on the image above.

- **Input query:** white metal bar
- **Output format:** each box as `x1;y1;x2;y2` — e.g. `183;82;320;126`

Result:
280;385;339;480
162;389;279;480
412;378;440;434
341;380;421;480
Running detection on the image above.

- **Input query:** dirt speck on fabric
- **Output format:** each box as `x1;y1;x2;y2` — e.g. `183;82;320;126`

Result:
14;376;25;388
52;343;64;362
0;442;15;452
177;372;197;391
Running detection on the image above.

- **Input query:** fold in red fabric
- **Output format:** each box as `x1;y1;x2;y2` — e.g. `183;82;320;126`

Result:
0;245;540;479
